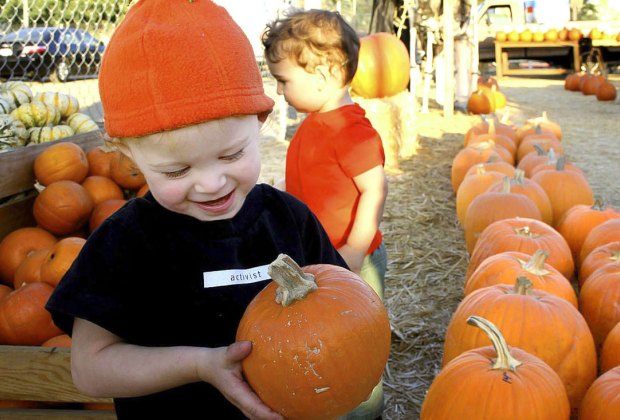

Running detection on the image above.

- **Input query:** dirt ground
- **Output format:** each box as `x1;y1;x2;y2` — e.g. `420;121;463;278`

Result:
258;74;620;419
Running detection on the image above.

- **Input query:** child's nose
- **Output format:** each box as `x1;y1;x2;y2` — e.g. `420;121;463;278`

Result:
193;171;226;194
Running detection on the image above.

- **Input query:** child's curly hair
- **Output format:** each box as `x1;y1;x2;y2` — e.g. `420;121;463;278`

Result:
262;9;360;86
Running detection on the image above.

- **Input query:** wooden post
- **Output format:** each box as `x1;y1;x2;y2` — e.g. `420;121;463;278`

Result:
470;0;480;94
442;0;455;118
421;30;434;113
408;5;420;97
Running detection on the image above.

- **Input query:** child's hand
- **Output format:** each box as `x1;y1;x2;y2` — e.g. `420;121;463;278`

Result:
198;341;283;420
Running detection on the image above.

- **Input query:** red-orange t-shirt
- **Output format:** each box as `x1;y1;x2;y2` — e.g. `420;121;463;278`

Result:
285;103;385;253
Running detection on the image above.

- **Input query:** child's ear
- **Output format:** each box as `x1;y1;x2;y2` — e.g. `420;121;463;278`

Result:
314;64;331;83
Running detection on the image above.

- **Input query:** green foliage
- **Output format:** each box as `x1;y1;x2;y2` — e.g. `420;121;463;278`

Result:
578;0;599;20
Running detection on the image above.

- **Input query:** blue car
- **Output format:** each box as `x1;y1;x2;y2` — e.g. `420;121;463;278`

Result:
0;27;105;83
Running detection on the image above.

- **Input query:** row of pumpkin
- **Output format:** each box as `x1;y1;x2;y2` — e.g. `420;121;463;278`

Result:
564;71;618;101
419;105;620;418
0;140;149;347
0;81;100;153
496;27;620;43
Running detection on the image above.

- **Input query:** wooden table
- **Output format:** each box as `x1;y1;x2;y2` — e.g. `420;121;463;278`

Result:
495;41;581;78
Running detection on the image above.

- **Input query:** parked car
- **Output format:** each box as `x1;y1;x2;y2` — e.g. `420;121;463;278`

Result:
0;27;105;83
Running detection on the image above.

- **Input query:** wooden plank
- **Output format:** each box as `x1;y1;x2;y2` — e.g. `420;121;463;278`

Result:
0;194;37;242
0;131;105;199
0;346;111;404
0;409;115;419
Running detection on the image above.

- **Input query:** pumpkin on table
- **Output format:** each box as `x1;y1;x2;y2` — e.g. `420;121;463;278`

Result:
421;316;570;419
442;277;597;410
237;254;391;420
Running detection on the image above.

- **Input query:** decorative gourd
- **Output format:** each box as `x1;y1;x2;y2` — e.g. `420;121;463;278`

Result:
487;170;553;225
0;81;33;108
0;227;57;285
32;180;94;235
13;248;49;289
110;153;146;190
33;141;89;186
596;79;617;101
466;217;575;283
579;241;620;286
86;145;119;177
578;366;620;420
0;114;28;152
0;97;13;114
89;199;127;233
463;177;543;254
600;322;620;373
10;101;60;128
464;249;577;306
28;125;75;144
34;91;79;119
350;32;410;99
66;112;99;134
531;157;594;226
237;254;391;420
456;165;505;225
555;200;620;264
81;175;125;207
578;267;620;349
579;218;620;265
442;277;597;409
39;237;86;287
0;282;63;345
420;316;570;419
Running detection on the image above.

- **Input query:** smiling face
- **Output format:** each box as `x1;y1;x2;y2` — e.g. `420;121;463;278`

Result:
123;115;261;221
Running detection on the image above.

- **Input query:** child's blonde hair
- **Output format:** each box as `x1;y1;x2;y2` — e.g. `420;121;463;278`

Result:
262;9;360;86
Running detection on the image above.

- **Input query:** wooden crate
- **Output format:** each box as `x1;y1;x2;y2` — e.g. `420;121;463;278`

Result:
0;131;116;419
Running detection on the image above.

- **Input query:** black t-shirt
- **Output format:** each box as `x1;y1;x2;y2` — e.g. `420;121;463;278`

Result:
46;184;346;419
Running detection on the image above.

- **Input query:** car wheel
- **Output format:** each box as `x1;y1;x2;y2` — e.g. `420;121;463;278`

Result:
50;60;70;83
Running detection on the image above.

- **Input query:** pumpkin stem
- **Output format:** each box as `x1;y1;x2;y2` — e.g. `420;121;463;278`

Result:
268;254;317;307
513;169;526;184
522;249;550;276
533;143;545;156
501;176;511;193
514;276;534;295
467;316;523;371
591;197;605;211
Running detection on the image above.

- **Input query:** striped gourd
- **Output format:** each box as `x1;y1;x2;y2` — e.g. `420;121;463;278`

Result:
66;112;99;134
34;91;80;119
0;114;28;152
11;101;61;128
0;81;33;108
28;125;75;144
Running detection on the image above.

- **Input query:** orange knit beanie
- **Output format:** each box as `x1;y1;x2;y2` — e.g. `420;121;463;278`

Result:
99;0;274;138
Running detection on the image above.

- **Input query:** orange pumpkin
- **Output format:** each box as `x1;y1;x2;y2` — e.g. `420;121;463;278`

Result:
579;241;620;286
545;29;559;42
420;316;570;419
464;249;577;306
33;142;89;186
41;333;72;348
39;237;86;287
451;143;506;193
443;277;597;409
86;146;120;178
555;200;620;265
350;32;410;99
110;153;146;190
464;118;518;146
89;199;127;233
13;248;49;289
578;267;620;349
517;112;562;141
464;159;516;178
568;28;583;41
487;170;553;225
136;183;150;197
0;227;57;285
600;322;620;373
0;282;63;345
237;255;391;420
0;285;12;300
467;90;492;115
81;175;125;207
466;217;575;283
565;73;582;91
456;165;506;225
531;158;594;226
579;218;620;266
463;177;543;254
596;79;617;101
582;75;606;96
33;180;94;235
578;365;620;420
466;132;517;159
516;145;559;177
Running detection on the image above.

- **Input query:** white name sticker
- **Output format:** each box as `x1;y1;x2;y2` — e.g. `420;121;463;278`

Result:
203;264;270;288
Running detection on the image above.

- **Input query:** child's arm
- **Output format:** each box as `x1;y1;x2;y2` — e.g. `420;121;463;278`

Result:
71;318;283;420
337;165;387;274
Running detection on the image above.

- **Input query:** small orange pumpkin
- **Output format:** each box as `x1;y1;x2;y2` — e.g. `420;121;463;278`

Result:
89;199;127;233
579;241;620;286
41;333;72;348
33;180;94;236
578;365;620;420
39;237;86;287
110;153;146;190
33;142;89;186
0;227;57;285
81;175;125;207
579;218;620;266
600;322;620;373
13;248;49;289
237;255;391;420
86;146;120;178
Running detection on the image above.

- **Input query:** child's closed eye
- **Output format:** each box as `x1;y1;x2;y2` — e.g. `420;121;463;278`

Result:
221;149;245;162
164;167;190;179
